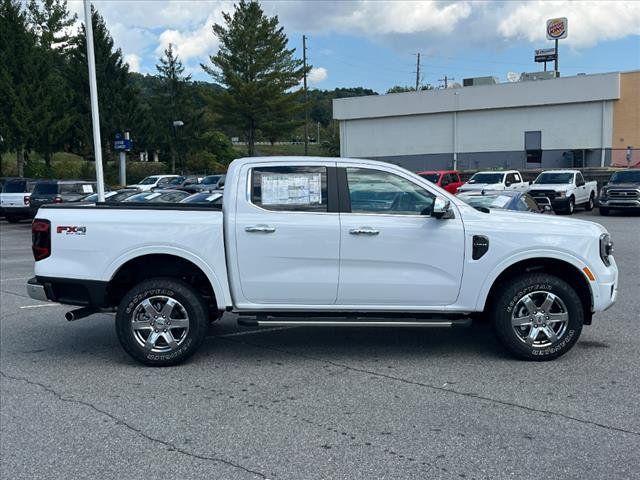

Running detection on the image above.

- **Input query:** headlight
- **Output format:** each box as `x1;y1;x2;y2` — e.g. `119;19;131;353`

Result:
599;188;607;198
600;233;614;266
557;191;566;198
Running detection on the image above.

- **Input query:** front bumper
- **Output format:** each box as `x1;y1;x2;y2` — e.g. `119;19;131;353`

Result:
599;197;640;209
591;259;618;313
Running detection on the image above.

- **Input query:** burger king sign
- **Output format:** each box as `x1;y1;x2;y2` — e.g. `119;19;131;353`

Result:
546;17;568;40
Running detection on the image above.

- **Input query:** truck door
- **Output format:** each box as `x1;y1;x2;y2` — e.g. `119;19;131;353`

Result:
234;164;340;305
575;172;587;203
336;165;464;307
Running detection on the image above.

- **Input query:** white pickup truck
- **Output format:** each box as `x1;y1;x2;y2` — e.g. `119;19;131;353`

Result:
27;157;618;366
528;170;598;215
457;170;528;193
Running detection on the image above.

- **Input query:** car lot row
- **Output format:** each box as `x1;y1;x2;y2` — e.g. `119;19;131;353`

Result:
0;174;226;222
420;167;640;215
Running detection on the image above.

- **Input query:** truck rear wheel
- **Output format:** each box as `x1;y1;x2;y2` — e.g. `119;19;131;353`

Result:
115;277;208;366
491;273;583;361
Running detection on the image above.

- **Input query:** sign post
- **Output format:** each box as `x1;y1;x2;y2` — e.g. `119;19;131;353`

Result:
83;0;106;201
114;132;132;186
546;17;568;77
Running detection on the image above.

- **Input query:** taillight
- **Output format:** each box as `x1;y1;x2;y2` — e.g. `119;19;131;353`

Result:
32;219;51;261
53;196;63;203
24;196;30;206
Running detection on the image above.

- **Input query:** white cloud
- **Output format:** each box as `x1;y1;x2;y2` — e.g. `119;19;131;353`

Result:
308;67;328;84
124;53;141;73
497;1;640;48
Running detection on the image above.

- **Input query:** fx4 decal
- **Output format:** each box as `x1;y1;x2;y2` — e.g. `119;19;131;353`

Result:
57;226;87;235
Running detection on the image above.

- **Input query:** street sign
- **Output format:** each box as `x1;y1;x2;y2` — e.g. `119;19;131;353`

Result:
546;17;568;40
114;138;132;151
535;48;557;62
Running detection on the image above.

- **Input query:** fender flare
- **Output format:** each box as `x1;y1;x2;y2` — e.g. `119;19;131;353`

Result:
475;249;595;311
103;246;231;310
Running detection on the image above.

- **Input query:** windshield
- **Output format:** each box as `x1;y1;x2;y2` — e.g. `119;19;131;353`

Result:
202;175;221;185
2;180;27;193
138;176;160;185
468;173;504;184
534;172;573;184
610;170;640;183
459;193;513;210
32;183;58;195
181;192;223;204
419;173;440;183
167;176;186;185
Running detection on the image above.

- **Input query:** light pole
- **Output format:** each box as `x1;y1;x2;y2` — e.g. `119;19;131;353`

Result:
172;120;184;174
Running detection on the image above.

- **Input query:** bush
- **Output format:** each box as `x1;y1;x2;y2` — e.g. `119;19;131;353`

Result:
185;151;226;175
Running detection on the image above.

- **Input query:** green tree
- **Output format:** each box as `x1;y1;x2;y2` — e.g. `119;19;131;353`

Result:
155;43;192;172
0;0;37;176
26;0;76;173
386;84;434;94
66;6;141;161
202;0;308;156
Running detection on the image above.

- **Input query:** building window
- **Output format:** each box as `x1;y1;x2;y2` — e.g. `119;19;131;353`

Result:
525;131;542;164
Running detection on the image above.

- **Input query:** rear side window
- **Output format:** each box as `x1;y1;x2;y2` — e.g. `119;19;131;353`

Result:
2;180;27;193
251;166;328;212
33;183;58;195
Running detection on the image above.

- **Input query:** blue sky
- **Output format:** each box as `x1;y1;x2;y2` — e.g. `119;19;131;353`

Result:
68;1;640;93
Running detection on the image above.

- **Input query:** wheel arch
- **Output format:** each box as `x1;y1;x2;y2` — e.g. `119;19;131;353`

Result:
106;253;226;313
480;256;593;325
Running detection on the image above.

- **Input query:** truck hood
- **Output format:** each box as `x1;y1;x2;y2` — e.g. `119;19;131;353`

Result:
604;183;640;190
459;182;503;191
462;206;607;236
529;184;572;191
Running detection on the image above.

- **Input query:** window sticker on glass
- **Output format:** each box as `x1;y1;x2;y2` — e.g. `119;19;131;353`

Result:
82;184;94;193
206;193;223;201
145;193;161;200
491;195;511;208
261;173;322;205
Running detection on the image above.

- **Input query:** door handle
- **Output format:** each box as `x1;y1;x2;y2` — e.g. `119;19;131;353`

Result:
349;227;379;236
245;225;276;233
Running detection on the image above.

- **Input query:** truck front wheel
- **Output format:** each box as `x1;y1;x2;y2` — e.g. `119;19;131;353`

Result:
116;277;208;366
585;193;595;211
491;273;583;361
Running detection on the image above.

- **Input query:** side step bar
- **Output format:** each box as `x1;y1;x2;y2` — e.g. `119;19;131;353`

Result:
237;318;472;328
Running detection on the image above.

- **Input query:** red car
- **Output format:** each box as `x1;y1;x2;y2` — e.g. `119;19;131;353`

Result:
417;170;464;194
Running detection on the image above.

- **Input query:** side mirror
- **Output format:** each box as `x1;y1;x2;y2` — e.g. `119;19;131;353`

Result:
505;181;512;187
432;197;453;219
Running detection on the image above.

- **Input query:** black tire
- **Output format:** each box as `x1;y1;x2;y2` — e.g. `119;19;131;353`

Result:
115;277;208;366
567;196;575;215
599;207;610;216
5;214;20;223
585;193;595;211
491;273;583;361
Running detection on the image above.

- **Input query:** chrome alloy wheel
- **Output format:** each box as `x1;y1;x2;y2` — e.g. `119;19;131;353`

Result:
511;291;569;348
131;296;190;353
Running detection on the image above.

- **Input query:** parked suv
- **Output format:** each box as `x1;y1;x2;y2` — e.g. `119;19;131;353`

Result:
1;177;37;223
29;180;97;217
598;169;640;215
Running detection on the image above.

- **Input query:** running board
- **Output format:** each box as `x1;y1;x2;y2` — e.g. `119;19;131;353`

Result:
237;318;472;328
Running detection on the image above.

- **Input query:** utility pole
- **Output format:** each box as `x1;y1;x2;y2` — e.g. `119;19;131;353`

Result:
303;35;309;155
415;53;421;91
439;75;454;89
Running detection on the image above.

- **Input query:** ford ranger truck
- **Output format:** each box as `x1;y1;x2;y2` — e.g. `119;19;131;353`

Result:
457;170;528;193
529;170;598;215
26;157;618;366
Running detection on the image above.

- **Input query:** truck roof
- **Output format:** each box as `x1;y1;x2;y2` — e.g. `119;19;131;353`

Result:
537;170;579;174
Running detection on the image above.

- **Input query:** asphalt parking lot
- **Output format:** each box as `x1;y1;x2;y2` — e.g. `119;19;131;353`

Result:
1;211;639;480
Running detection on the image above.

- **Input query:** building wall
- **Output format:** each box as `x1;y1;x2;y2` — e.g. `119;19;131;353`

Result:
335;72;625;171
612;71;640;167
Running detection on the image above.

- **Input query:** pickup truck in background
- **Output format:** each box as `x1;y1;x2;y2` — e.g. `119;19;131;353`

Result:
0;177;36;223
126;174;180;192
528;170;598;215
457;170;529;193
417;170;463;194
27;157;617;366
598;169;640;216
